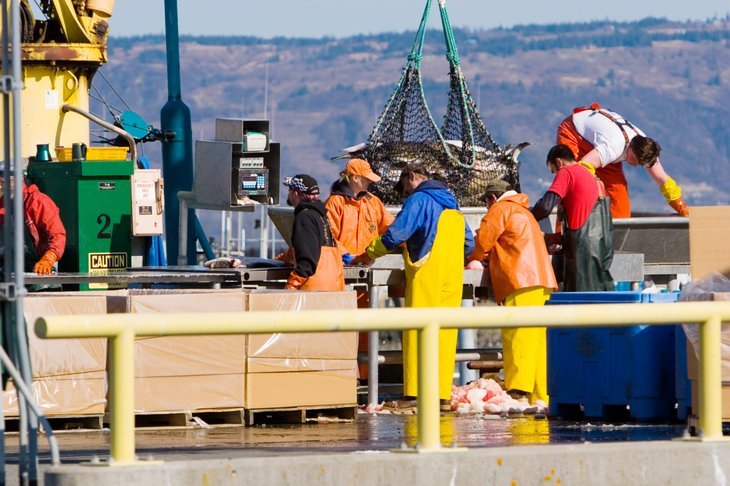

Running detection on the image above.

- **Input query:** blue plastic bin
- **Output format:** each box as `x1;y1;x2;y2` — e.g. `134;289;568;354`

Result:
547;291;681;420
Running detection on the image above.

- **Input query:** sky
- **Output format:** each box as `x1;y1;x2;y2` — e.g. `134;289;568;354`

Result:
108;1;729;38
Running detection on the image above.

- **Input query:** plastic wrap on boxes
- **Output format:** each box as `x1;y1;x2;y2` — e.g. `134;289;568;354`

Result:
679;273;730;381
3;295;110;416
24;296;107;376
129;292;247;412
246;290;358;359
4;371;106;416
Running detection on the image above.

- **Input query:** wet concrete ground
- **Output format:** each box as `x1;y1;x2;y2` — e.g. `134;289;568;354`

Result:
5;414;688;465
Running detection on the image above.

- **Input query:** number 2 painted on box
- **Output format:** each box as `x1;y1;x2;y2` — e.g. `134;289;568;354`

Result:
97;213;112;239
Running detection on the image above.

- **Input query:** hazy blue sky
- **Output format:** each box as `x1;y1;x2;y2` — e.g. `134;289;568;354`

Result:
109;1;729;38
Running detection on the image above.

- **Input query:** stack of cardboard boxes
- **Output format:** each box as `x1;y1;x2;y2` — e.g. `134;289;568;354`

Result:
5;289;358;418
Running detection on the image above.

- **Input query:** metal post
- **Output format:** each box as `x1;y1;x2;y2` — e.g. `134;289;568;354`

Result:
367;285;380;406
177;194;188;265
698;315;723;440
458;299;477;385
259;205;269;259
417;322;440;451
109;329;136;464
0;2;9;480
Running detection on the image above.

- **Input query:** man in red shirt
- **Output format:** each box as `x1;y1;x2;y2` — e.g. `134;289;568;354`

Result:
532;144;614;291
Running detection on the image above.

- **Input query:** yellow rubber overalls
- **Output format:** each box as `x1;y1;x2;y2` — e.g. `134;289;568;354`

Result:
402;210;464;400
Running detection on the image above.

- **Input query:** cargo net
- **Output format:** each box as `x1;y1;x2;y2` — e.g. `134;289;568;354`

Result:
363;65;453;205
357;0;521;207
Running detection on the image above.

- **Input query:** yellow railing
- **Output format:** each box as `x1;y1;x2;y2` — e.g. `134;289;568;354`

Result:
35;302;730;465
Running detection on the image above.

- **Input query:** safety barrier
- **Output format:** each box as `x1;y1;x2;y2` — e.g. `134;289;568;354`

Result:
35;301;730;465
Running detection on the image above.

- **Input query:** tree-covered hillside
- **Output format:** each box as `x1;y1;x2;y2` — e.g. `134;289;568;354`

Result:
97;16;730;223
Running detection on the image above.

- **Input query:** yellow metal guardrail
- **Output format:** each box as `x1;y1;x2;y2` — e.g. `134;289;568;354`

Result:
35;302;730;465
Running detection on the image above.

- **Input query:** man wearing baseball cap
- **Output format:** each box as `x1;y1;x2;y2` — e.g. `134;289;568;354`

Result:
282;174;344;291
325;158;394;266
468;179;556;406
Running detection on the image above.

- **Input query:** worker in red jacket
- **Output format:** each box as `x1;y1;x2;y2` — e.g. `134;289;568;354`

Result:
0;174;66;275
557;102;689;218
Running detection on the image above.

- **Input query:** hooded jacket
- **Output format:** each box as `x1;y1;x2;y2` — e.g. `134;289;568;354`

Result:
0;183;66;260
381;180;474;262
325;179;394;254
470;192;557;303
290;199;337;278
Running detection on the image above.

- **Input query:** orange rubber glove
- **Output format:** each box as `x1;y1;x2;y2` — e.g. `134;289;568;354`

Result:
669;197;690;217
284;271;308;290
33;250;58;275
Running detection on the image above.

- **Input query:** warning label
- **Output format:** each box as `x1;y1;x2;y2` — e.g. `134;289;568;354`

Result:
88;252;128;290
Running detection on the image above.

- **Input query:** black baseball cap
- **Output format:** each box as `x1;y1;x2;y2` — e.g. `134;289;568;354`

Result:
283;174;320;195
393;163;431;194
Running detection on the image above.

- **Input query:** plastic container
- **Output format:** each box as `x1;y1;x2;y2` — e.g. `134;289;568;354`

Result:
55;146;128;162
547;291;681;420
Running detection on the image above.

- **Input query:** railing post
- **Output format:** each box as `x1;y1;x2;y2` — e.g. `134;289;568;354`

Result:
698;315;723;440
109;328;136;464
417;322;440;451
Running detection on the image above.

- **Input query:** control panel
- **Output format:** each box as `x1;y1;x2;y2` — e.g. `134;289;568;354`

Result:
193;118;280;208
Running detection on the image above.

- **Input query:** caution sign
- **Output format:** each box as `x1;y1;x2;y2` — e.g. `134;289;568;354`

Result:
88;252;128;290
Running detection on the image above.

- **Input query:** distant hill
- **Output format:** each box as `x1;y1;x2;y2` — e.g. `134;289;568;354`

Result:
97;16;730;238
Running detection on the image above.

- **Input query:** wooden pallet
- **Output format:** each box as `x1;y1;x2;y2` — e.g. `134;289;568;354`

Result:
245;404;357;426
103;408;246;429
5;414;104;433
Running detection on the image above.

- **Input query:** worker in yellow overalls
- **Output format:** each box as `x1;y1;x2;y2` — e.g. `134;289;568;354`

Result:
367;163;474;412
468;180;557;405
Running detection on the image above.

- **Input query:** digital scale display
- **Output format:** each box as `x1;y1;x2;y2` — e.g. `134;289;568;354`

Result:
236;168;268;196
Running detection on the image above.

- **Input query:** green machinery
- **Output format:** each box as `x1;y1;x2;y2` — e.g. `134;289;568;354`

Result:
26;160;142;289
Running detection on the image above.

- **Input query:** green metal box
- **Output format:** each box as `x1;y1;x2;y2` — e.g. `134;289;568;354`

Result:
27;160;134;289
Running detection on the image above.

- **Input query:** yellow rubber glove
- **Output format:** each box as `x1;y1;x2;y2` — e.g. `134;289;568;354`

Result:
284;271;308;290
578;161;596;175
366;236;389;259
659;177;682;203
33;250;58;275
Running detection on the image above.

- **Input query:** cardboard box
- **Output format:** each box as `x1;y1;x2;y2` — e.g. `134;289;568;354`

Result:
129;292;247;412
245;363;357;410
690;380;730;420
690;206;730;280
244;291;358;409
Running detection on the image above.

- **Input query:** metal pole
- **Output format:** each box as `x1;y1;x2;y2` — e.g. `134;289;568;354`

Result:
108;329;136;465
367;285;380;406
1;2;10;481
698;315;723;440
161;0;195;265
9;0;37;481
417;322;440;451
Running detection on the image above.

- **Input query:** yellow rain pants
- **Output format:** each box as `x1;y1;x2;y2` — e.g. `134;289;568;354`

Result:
402;210;464;400
502;286;552;404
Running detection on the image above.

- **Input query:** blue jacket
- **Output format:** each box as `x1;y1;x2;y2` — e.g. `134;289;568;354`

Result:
381;180;475;262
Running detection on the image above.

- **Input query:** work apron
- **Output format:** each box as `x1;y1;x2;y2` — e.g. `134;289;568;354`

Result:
297;211;345;291
402;209;464;400
562;196;615;292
